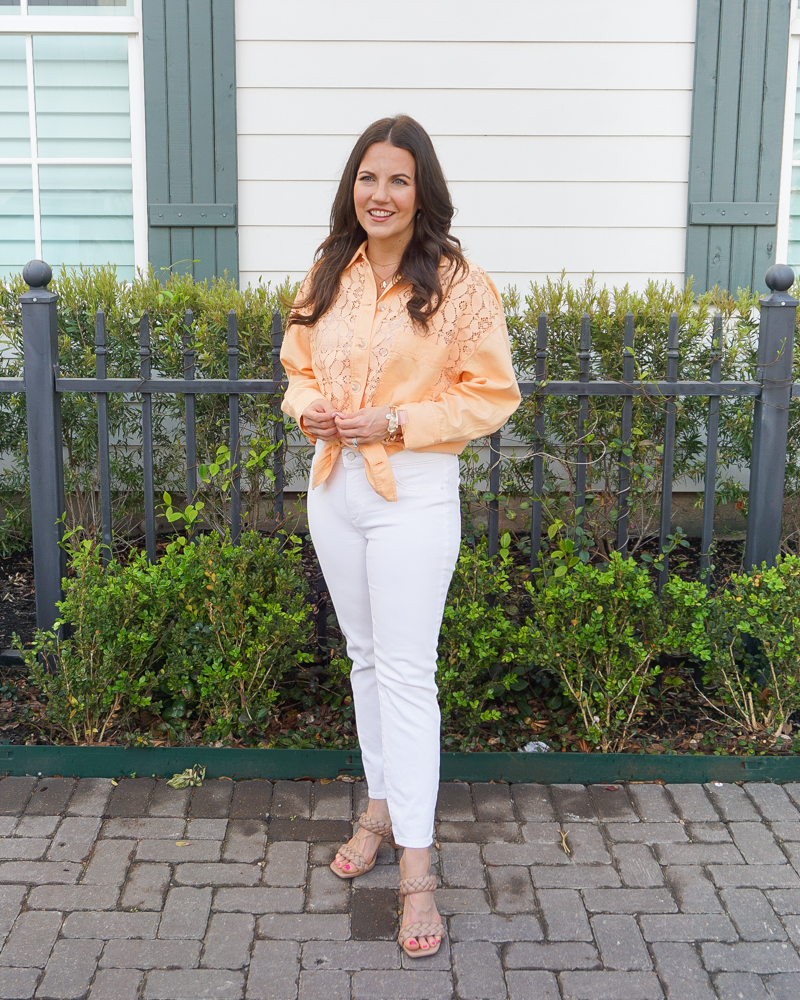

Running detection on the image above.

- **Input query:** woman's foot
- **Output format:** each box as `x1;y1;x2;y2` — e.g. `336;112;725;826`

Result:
399;847;444;955
331;800;391;875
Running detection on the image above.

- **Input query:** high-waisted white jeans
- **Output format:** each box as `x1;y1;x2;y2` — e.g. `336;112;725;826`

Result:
307;443;461;848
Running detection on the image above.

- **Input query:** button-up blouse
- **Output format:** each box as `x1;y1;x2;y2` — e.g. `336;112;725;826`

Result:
280;242;521;501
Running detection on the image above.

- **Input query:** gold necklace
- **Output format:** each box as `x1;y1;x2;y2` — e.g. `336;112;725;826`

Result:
367;254;401;290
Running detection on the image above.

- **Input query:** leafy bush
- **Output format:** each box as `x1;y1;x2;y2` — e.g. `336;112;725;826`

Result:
4;266;800;563
23;530;313;743
673;557;800;737
0;265;301;553
523;553;666;751
436;534;530;729
504;273;800;559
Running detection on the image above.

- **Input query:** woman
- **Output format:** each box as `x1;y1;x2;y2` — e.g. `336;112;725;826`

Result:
281;115;520;958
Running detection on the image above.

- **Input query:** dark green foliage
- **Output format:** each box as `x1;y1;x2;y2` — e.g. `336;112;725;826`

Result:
436;534;530;729
23;530;312;744
0;265;301;552
668;556;800;736
523;553;666;751
504;274;800;557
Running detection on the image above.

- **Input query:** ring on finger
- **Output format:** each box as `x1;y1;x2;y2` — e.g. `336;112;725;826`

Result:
351;437;359;449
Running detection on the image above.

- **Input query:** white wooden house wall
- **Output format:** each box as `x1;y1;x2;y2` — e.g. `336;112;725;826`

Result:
235;0;697;294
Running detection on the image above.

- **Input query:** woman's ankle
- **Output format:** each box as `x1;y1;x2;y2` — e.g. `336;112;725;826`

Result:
365;798;391;822
400;846;431;876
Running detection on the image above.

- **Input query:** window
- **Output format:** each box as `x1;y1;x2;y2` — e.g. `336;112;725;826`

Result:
789;41;800;271
0;1;143;280
29;1;132;15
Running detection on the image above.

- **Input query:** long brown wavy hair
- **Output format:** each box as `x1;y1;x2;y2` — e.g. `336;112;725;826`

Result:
288;115;466;328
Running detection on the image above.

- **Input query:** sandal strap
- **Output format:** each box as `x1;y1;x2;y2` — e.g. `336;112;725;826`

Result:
336;842;370;873
357;813;393;838
399;921;445;946
399;874;437;895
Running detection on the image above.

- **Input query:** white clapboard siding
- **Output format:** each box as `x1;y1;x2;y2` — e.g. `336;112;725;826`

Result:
238;135;691;184
240;180;688;230
237;89;693;139
235;0;696;292
236;0;697;44
237;41;694;92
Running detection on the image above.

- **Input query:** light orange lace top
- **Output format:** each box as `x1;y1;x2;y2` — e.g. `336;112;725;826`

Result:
281;242;521;501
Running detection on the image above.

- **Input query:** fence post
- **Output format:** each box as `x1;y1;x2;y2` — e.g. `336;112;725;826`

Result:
744;264;798;570
20;261;66;634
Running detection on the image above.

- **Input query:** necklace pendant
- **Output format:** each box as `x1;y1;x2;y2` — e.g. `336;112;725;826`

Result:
381;279;387;289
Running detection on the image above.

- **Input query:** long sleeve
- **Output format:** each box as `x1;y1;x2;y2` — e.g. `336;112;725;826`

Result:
280;319;324;433
401;323;521;451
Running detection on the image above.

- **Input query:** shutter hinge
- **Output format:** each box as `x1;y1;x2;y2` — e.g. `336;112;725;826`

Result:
689;202;776;226
149;204;236;227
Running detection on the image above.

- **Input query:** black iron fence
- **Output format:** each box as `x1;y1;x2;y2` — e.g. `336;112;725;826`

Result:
9;260;800;635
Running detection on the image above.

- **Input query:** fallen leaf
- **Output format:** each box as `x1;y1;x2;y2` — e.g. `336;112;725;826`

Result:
174;841;191;847
558;830;571;856
166;765;206;789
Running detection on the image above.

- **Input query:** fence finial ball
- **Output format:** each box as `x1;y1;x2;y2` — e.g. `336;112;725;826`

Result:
765;263;795;292
22;260;52;290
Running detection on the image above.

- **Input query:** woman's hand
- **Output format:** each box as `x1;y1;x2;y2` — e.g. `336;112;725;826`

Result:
335;406;391;447
301;398;340;440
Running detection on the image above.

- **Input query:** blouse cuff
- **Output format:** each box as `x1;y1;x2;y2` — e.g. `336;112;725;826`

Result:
401;401;442;450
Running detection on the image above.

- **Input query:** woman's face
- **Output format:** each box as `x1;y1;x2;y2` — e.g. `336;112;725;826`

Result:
353;142;418;248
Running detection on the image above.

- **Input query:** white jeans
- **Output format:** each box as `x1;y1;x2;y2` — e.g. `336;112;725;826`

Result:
307;443;461;848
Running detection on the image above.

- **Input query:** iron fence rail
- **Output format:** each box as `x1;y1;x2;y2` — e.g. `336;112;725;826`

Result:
13;260;800;635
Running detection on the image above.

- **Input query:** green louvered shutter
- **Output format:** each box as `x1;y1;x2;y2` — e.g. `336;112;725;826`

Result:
142;0;238;283
686;0;791;294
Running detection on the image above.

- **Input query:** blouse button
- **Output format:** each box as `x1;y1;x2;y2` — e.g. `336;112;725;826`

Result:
378;304;386;312
351;382;360;392
358;340;367;350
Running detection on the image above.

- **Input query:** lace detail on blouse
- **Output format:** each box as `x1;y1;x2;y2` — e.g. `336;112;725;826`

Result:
363;292;410;405
308;271;364;411
303;254;505;412
414;267;506;398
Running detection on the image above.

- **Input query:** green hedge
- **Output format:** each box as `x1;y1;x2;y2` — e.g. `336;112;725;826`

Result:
504;275;800;558
2;266;800;560
0;266;298;555
19;529;800;753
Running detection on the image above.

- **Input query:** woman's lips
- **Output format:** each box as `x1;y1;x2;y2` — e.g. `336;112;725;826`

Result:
368;210;394;220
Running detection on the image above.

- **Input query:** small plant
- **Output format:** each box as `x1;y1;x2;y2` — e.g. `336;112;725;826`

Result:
674;557;800;738
523;553;665;751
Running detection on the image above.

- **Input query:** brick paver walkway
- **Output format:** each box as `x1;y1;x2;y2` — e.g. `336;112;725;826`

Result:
0;776;799;998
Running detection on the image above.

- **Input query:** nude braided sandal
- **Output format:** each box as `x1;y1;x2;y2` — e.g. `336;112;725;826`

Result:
329;812;396;880
398;873;445;958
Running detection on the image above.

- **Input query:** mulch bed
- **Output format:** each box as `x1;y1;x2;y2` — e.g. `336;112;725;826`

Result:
0;550;36;652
